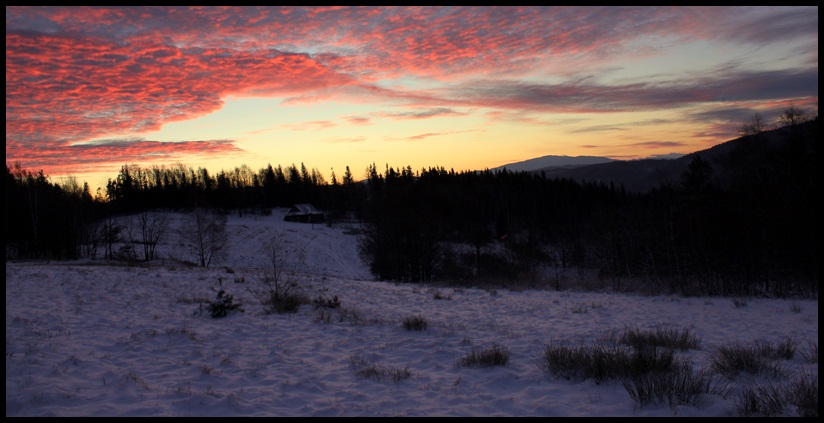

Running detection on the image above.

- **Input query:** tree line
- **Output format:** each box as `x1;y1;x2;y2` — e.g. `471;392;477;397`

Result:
5;116;817;298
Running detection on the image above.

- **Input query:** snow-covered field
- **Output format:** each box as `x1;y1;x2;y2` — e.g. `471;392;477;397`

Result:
5;210;818;416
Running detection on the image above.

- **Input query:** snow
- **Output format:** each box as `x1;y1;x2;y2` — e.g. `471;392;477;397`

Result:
5;210;818;416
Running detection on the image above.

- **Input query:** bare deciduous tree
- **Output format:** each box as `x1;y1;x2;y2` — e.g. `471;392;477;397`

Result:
136;211;170;261
778;103;808;127
245;232;309;313
738;112;767;138
185;208;227;267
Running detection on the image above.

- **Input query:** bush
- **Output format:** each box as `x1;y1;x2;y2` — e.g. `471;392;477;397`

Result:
456;343;510;368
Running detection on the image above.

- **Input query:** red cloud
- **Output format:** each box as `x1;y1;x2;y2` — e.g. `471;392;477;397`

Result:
5;6;817;180
5;138;243;177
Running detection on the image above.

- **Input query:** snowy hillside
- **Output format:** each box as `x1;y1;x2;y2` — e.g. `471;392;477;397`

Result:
5;210;818;417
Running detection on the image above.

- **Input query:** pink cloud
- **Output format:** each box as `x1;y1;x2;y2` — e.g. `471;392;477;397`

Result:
5;7;817;179
5;138;243;178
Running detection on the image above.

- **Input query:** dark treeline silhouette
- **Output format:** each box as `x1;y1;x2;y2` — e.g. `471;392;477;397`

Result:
6;164;101;260
5;118;817;298
103;162;353;216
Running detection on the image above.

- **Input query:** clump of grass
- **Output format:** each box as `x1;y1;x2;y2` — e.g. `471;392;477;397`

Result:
709;339;792;379
313;308;334;324
540;338;695;384
620;326;701;351
754;337;796;360
800;341;818;364
789;302;802;313
538;340;629;383
349;352;412;383
456;343;510;368
732;298;748;308
788;372;819;418
571;303;588;314
433;290;451;300
312;294;341;309
340;306;385;326
264;286;310;314
402;315;429;331
621;362;717;408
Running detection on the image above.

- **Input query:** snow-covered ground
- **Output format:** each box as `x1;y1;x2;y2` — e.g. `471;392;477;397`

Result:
5;210;818;416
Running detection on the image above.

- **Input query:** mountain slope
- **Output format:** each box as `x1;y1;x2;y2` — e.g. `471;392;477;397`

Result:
519;120;817;192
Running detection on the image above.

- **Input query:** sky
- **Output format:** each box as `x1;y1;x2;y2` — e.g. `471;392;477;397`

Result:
5;6;819;193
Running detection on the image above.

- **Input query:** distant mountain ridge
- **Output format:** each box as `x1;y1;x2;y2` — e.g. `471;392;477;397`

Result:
492;155;616;172
490;119;817;193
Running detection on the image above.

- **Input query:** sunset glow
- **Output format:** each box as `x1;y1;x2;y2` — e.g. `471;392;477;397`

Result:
6;6;818;191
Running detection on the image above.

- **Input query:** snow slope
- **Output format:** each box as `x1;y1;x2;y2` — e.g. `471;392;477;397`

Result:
5;210;818;416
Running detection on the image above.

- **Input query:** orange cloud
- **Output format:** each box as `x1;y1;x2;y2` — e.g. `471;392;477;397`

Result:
5;6;817;180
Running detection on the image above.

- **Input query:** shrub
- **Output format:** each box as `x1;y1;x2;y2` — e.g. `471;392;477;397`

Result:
203;281;243;318
402;315;429;331
456;343;510;368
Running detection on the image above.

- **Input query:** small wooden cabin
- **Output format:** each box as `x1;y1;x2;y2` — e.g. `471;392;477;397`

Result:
284;204;326;223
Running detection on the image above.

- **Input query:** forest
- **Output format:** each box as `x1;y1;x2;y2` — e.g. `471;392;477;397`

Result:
5;116;817;298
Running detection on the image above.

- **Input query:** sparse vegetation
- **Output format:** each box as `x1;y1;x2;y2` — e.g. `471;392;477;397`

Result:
350;352;413;383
